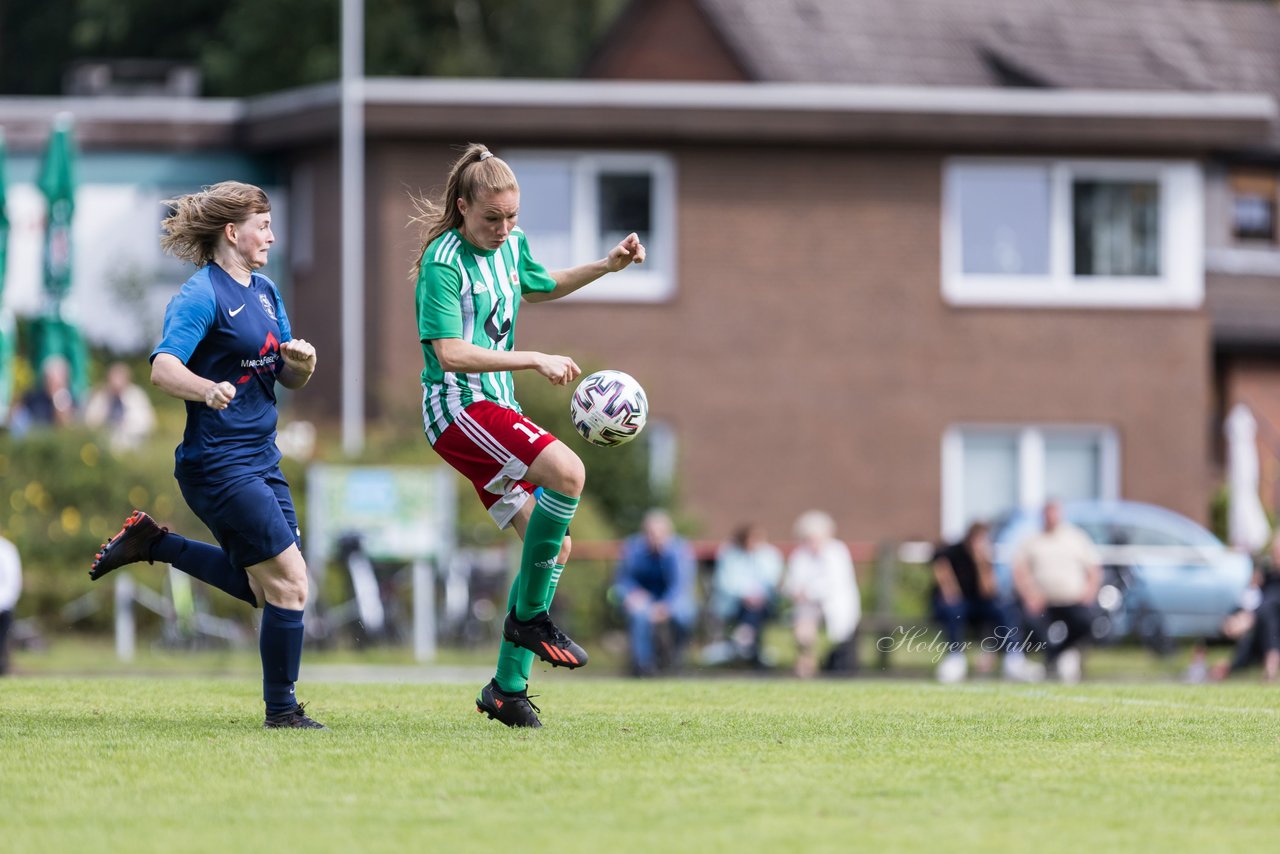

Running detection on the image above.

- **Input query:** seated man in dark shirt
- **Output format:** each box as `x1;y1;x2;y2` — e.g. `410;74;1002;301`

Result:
932;522;1039;682
1209;540;1280;681
613;510;697;677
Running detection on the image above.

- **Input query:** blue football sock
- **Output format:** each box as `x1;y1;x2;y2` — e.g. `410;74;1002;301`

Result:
149;533;257;607
260;603;305;715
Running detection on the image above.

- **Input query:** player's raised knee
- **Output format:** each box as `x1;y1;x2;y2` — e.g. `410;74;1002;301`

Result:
554;452;586;497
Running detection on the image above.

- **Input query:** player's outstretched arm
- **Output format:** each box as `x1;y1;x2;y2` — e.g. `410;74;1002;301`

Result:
431;338;580;386
525;233;646;303
151;353;236;410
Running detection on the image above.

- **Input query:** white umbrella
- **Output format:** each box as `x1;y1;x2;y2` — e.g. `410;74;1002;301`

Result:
1226;403;1270;553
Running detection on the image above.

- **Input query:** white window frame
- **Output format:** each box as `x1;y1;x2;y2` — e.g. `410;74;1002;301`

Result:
940;424;1120;540
501;149;676;302
942;158;1203;309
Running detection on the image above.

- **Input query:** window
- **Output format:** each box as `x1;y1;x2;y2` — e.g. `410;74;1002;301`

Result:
1072;180;1160;277
1229;169;1278;244
941;425;1120;540
956;166;1050;276
501;151;676;302
943;159;1203;308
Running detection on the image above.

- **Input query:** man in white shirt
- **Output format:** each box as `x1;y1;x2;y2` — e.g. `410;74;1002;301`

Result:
0;534;22;676
1012;501;1102;683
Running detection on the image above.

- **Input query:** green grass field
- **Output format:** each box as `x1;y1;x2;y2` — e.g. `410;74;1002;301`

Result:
2;674;1277;853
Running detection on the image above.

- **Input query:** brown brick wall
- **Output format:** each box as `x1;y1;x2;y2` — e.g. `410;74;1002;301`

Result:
362;142;1214;543
365;144;459;423
282;146;344;416
583;0;749;81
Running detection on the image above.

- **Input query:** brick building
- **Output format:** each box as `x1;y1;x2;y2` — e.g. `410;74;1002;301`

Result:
3;0;1280;544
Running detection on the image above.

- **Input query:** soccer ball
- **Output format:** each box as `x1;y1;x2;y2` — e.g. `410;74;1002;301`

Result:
569;370;648;447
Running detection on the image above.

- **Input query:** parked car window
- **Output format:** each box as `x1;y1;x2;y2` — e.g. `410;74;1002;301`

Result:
1111;524;1187;547
1072;520;1112;545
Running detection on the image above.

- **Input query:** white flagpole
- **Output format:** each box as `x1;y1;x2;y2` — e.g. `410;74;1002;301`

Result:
340;0;366;456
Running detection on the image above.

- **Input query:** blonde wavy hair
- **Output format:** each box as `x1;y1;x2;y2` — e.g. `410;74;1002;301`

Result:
160;181;272;266
409;143;518;279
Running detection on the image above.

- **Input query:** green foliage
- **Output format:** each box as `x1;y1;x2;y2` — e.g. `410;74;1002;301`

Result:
1209;482;1230;543
0;426;206;626
365;0;627;81
0;0;627;97
204;0;340;96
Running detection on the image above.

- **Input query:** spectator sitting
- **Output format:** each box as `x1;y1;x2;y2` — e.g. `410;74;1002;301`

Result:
1205;532;1280;682
932;522;1042;683
85;361;157;451
784;510;860;678
613;509;697;677
709;523;783;668
10;355;76;436
1012;500;1102;684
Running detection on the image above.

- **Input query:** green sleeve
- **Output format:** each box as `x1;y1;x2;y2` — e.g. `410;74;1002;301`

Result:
417;260;464;341
517;232;557;295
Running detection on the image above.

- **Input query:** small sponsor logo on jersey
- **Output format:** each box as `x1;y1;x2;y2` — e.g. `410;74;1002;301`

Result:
484;303;512;347
259;293;277;319
510;271;519;287
229;304;246;317
472;280;489;294
239;354;279;370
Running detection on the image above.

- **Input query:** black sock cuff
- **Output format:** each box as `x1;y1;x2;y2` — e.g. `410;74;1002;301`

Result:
262;602;304;625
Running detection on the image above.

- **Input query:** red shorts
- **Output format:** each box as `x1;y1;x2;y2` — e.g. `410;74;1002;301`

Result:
430;400;557;528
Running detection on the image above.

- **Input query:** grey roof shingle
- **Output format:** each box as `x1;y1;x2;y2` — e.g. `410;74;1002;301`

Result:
697;0;1280;95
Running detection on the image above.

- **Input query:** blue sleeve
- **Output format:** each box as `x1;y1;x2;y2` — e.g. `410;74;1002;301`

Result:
661;541;696;607
272;287;293;343
260;275;293;343
151;280;216;364
613;538;640;596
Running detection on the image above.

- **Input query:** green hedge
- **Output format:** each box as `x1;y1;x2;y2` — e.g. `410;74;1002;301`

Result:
1;427;202;627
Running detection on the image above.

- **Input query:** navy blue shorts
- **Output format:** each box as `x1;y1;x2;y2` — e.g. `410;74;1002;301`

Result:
178;467;300;569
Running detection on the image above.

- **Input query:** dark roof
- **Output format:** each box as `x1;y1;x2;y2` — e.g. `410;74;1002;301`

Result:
696;0;1280;93
689;0;1280;148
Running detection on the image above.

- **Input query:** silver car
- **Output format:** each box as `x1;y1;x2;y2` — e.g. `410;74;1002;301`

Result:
992;500;1253;649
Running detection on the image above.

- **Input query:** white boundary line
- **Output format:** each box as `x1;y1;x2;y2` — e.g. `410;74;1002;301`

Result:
926;682;1279;716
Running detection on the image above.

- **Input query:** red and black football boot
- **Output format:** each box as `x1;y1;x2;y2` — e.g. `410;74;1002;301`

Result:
476;679;542;728
89;510;167;581
502;609;589;669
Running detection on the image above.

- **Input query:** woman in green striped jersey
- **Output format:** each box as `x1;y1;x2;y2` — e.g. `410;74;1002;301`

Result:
412;143;645;727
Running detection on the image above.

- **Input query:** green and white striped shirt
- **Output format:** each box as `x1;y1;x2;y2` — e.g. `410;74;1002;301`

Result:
416;226;556;444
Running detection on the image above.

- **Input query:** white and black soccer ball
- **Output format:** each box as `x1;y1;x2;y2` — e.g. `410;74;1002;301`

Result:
569;370;648;447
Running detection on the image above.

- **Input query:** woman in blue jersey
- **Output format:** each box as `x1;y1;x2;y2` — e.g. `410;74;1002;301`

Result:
90;181;324;730
413;144;645;728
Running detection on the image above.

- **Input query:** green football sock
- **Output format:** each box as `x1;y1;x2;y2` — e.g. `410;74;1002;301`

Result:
514;489;577;621
494;563;566;693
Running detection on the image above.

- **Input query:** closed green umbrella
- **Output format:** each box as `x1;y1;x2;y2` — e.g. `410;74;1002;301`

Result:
39;113;75;301
34;113;88;401
0;127;9;301
0;127;12;424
